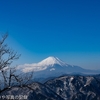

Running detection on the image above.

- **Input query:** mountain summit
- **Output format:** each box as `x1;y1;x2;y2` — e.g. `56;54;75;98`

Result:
17;56;68;73
38;56;67;66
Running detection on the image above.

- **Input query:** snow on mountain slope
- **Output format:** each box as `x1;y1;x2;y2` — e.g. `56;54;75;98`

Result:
45;75;100;100
17;56;69;73
38;56;67;66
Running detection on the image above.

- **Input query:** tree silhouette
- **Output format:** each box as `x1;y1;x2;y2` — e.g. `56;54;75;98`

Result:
0;34;33;93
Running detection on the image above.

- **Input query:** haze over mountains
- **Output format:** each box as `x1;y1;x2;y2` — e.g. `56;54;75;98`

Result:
17;56;100;79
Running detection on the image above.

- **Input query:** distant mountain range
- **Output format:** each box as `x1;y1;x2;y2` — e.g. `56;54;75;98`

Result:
17;56;100;80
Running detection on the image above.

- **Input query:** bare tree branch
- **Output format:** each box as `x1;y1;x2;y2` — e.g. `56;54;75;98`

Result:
0;33;8;46
0;34;19;91
0;33;33;94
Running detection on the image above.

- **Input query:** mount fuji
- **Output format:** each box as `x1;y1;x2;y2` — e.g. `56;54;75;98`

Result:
17;56;100;79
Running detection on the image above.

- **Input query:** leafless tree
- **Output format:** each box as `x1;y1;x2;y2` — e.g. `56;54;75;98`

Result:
0;34;33;94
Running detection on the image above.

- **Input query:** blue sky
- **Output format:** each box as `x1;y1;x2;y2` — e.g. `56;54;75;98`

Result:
0;0;100;69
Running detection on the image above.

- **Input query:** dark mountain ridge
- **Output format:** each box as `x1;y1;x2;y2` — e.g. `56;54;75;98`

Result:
1;74;100;100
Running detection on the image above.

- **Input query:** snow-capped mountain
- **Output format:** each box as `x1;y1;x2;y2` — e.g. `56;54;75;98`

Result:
17;56;68;72
17;56;100;79
38;56;67;66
